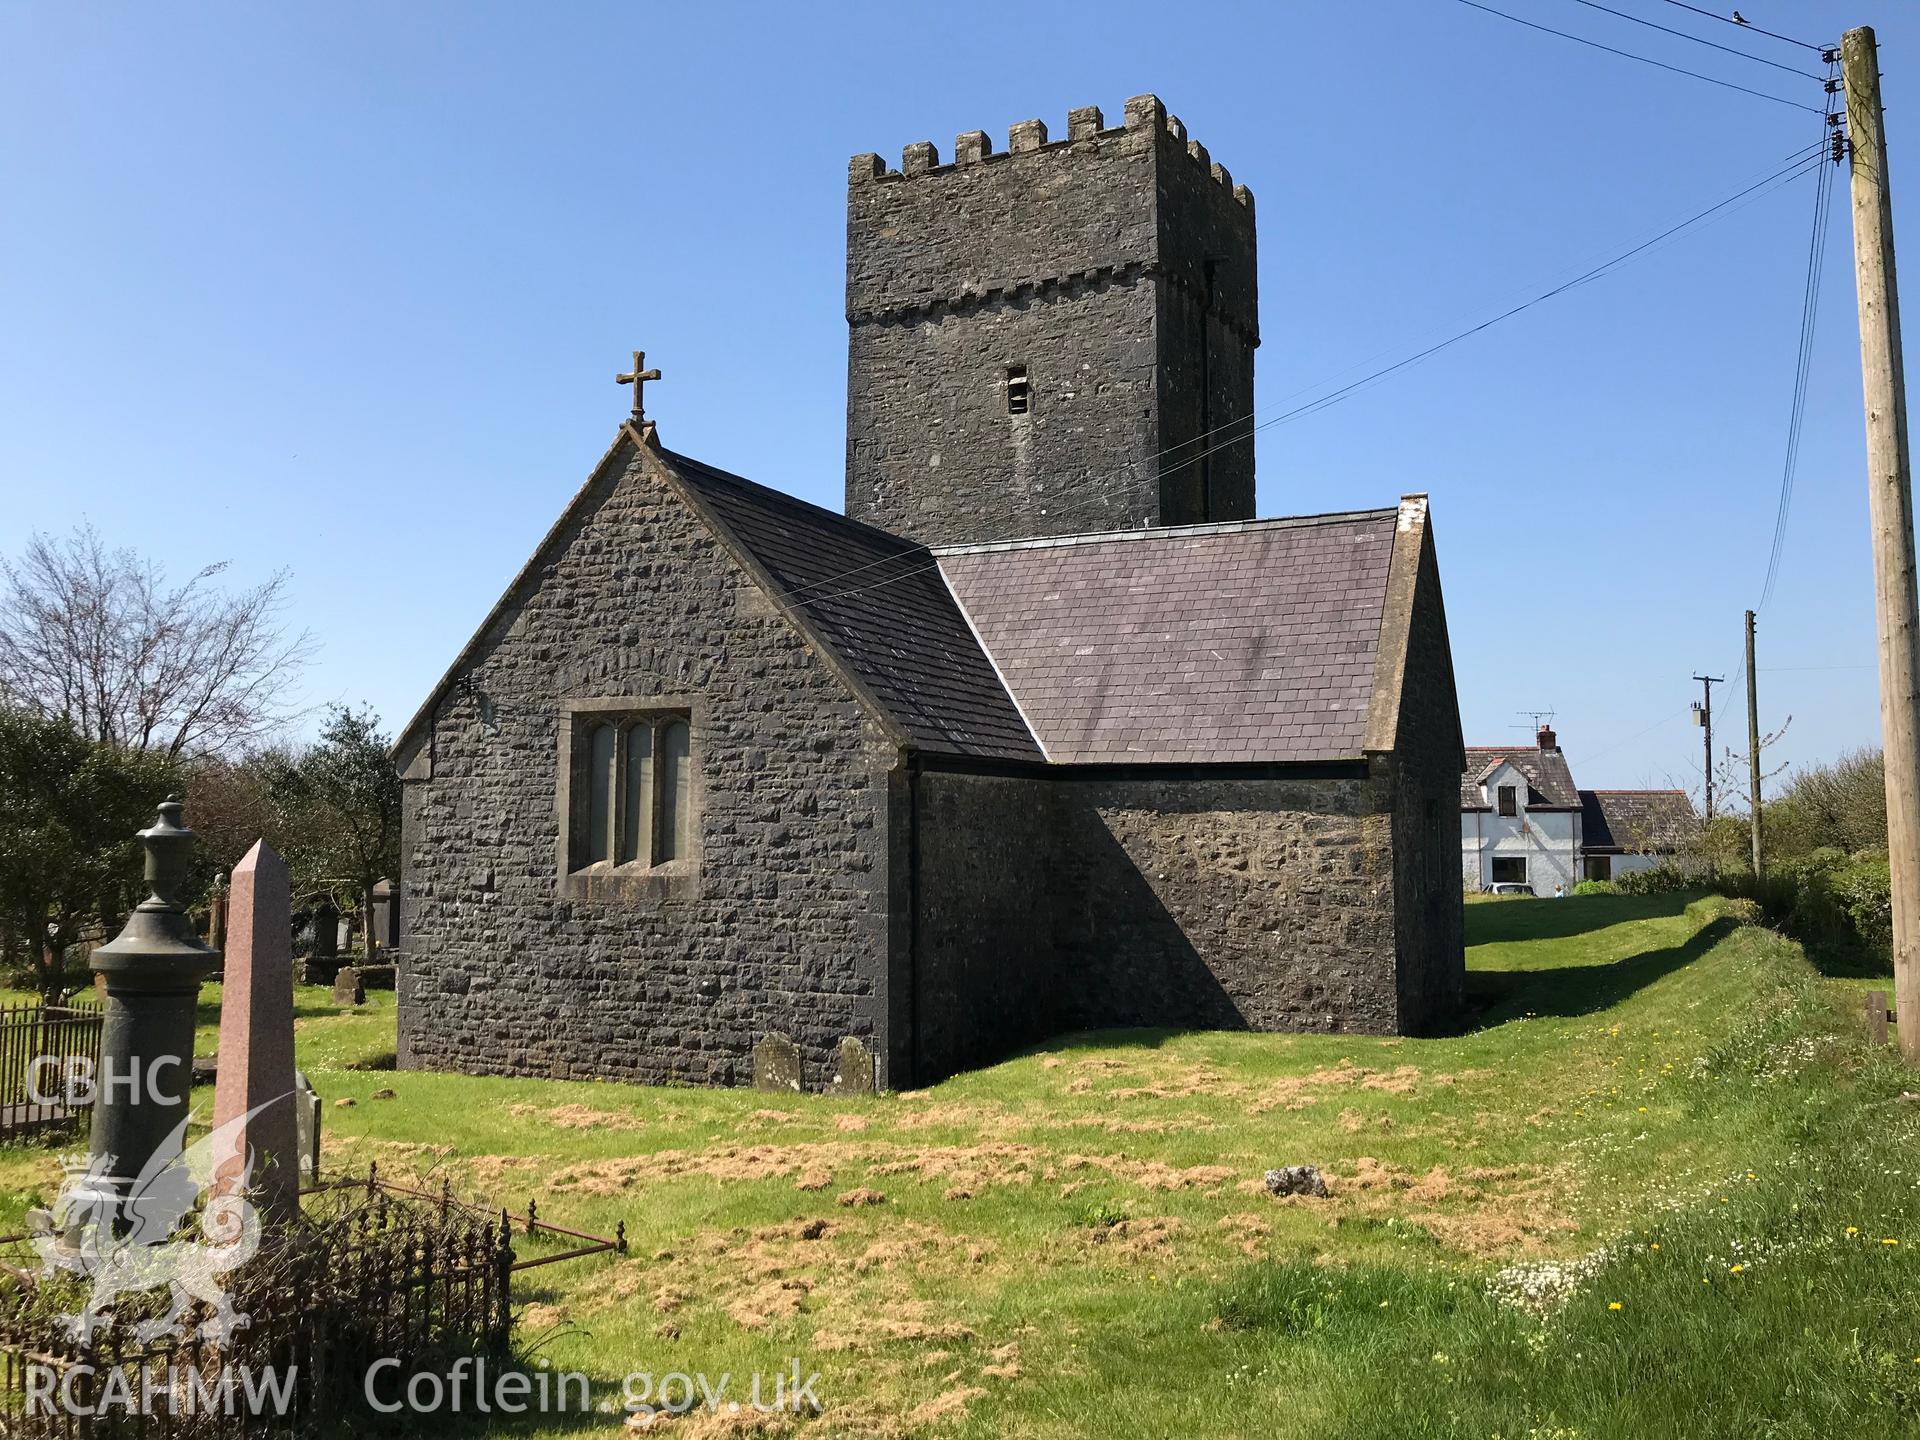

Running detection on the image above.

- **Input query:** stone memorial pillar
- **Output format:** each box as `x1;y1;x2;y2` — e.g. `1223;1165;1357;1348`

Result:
212;841;301;1222
369;878;399;953
208;880;227;954
75;799;219;1237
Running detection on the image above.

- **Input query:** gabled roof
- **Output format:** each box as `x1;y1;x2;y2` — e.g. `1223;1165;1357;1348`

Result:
660;449;1040;761
1580;789;1699;854
390;425;1039;768
934;510;1401;763
395;426;1442;772
1460;745;1581;808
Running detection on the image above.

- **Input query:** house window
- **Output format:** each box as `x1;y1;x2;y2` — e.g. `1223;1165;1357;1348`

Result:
1584;856;1612;882
1496;784;1518;817
1005;365;1030;416
569;712;695;873
1491;856;1527;885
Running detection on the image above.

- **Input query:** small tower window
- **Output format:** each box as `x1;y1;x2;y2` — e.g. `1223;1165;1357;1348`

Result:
1005;365;1029;416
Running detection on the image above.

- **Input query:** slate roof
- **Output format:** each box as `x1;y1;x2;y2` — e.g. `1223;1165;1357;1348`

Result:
1460;746;1582;809
393;427;1426;772
933;511;1400;763
1580;789;1699;854
662;450;1042;762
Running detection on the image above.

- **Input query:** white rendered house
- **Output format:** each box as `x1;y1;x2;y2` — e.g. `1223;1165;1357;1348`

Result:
1460;727;1699;891
1460;728;1583;893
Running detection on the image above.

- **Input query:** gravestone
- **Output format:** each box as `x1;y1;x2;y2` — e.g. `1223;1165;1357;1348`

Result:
369;879;400;951
310;901;338;962
212;840;301;1223
208;883;227;953
336;916;352;954
752;1032;802;1092
828;1036;875;1096
293;1069;321;1180
332;967;365;1006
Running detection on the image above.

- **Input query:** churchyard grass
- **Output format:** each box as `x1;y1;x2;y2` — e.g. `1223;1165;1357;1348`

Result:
0;895;1913;1436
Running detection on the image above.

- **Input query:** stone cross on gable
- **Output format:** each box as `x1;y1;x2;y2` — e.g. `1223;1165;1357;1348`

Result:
616;351;662;424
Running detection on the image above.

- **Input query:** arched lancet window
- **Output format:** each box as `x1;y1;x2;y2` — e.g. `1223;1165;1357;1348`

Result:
657;719;691;862
586;723;616;865
619;723;654;865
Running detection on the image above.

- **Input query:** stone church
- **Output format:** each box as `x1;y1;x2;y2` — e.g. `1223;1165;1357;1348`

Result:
390;95;1466;1091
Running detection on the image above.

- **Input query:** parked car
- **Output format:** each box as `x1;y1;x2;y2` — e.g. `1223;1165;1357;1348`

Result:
1487;882;1536;896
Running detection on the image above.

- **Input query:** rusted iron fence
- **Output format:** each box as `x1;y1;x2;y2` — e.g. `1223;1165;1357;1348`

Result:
0;1176;514;1436
0;1005;101;1146
312;1163;627;1274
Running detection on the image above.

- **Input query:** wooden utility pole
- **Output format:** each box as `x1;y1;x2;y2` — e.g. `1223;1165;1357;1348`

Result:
1845;26;1920;1062
1746;610;1763;876
1693;674;1724;818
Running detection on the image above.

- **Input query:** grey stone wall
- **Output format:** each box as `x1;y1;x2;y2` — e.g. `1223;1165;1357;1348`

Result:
1387;529;1467;1032
904;765;1405;1083
910;769;1059;1080
395;438;899;1091
844;95;1256;546
1051;775;1400;1036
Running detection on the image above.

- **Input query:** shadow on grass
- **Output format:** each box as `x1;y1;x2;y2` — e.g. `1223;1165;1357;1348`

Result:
1024;1027;1189;1056
1464;891;1697;947
1465;916;1740;1026
1801;938;1894;980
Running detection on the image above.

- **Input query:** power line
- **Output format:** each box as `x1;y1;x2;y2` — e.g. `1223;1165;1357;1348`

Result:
1575;705;1692;765
1556;0;1823;79
1140;147;1828;480
1758;60;1843;609
1096;150;1828;503
772;145;1829;612
1032;145;1829;536
1653;0;1827;53
1452;0;1826;111
1045;137;1828;521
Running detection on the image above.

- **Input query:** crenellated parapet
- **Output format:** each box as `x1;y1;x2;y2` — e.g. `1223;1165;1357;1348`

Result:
846;94;1257;339
847;94;1252;212
845;92;1260;545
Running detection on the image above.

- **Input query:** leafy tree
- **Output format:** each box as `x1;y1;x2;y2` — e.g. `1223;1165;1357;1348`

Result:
0;707;175;1000
0;525;314;760
1774;747;1885;856
272;706;401;957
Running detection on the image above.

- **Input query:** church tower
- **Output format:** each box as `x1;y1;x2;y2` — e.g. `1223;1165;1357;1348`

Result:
844;95;1259;547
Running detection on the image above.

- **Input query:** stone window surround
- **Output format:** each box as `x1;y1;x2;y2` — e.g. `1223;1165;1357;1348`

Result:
556;696;703;904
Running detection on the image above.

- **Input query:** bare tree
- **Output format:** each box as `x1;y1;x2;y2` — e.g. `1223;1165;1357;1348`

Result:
0;526;314;759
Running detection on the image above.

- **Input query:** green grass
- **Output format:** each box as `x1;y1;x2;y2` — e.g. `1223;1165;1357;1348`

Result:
2;896;1915;1437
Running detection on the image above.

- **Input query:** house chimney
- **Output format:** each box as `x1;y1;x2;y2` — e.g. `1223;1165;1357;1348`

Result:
1537;724;1558;751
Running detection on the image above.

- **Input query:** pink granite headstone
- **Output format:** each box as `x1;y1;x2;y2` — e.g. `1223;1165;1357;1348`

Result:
211;841;300;1223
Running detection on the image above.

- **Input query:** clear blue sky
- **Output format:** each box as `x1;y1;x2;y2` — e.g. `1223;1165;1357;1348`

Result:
0;1;1905;796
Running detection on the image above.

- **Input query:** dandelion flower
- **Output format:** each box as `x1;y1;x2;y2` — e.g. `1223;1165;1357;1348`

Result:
1729;1264;1745;1274
1650;1242;1661;1251
1847;1226;1860;1236
1608;1301;1623;1311
1884;1239;1900;1247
